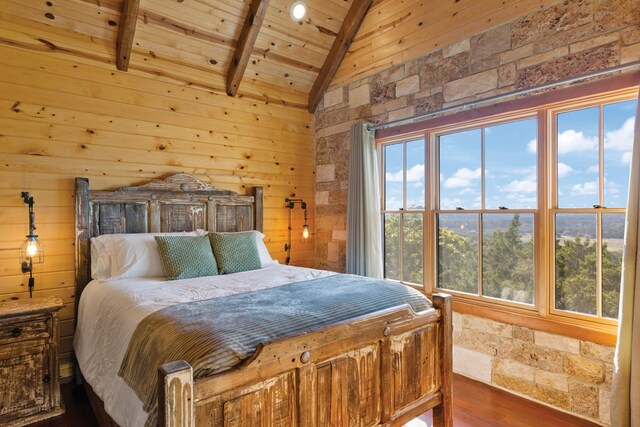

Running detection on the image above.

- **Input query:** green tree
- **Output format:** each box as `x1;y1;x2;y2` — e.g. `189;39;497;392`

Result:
438;226;477;294
555;236;598;315
384;213;424;284
601;242;622;318
386;212;622;319
482;214;534;303
555;236;621;318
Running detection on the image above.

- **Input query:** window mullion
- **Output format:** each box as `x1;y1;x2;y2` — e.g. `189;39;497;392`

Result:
477;213;483;297
479;127;485;297
599;105;605;207
597;212;603;318
597;105;604;318
537;109;547;315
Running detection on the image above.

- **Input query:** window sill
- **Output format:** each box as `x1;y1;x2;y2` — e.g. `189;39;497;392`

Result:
425;291;617;347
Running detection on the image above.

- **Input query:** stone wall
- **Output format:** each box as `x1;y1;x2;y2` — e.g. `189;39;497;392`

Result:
314;0;639;273
313;1;638;423
453;312;614;425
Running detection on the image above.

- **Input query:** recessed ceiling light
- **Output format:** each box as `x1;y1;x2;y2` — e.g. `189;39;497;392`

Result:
290;1;307;22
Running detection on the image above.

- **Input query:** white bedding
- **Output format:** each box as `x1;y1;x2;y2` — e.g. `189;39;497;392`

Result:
73;264;336;427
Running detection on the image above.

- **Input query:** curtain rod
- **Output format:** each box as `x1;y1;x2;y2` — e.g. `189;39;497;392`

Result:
367;60;640;132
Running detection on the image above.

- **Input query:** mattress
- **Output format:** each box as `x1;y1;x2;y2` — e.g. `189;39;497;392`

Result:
73;264;336;427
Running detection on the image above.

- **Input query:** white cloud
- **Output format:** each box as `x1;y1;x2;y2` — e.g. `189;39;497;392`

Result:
385;164;424;182
444;167;481;188
571;181;598;196
621;151;632;165
606;178;620;194
527;138;537;154
386;196;400;208
557;162;573;177
406;164;425;182
472;195;481;209
586;165;599;174
558;129;598;154
500;179;537;193
441;197;463;209
456;188;475;195
605;117;635;151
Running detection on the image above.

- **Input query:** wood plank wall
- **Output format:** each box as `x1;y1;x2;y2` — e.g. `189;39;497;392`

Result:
330;0;559;89
0;12;315;379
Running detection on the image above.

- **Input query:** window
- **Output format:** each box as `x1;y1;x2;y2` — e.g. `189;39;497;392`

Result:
437;117;538;305
382;139;425;285
553;99;636;320
378;85;637;332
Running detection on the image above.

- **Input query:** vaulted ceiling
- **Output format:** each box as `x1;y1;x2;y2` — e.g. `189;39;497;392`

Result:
1;0;372;111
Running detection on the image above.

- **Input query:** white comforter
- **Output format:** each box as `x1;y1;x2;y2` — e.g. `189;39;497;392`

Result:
73;264;335;427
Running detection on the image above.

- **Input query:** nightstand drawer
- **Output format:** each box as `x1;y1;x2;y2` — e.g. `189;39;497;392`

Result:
0;318;50;344
0;343;48;421
0;297;63;426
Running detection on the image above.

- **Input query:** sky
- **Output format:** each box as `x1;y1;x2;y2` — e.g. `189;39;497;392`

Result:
384;99;637;212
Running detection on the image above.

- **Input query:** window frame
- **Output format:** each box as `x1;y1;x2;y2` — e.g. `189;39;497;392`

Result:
548;95;632;326
380;137;427;286
376;77;639;345
433;113;541;311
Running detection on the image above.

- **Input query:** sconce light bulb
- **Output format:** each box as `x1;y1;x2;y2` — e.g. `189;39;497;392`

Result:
302;224;309;239
26;240;38;257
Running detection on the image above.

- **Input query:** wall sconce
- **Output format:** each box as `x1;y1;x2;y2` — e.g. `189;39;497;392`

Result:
20;192;43;298
284;198;308;265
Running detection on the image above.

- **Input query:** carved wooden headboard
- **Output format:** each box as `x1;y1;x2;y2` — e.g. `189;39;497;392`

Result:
74;174;263;308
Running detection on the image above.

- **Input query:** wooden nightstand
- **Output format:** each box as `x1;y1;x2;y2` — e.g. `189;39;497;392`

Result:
0;297;65;426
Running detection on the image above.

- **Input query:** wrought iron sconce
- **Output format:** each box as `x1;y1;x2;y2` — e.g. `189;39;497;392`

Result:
284;198;309;265
20;192;43;298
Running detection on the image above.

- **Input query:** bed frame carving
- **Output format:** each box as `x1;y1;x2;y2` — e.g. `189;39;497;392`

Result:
74;174;452;427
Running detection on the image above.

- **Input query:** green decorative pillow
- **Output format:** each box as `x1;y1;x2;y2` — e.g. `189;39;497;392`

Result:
155;236;218;280
208;232;262;274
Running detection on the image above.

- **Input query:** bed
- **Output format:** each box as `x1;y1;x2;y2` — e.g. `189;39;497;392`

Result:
73;174;453;427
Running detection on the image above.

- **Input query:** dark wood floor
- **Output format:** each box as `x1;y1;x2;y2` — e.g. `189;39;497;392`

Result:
36;374;599;427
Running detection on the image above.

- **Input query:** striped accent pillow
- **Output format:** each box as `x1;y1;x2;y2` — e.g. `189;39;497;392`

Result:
155;236;218;280
209;232;262;274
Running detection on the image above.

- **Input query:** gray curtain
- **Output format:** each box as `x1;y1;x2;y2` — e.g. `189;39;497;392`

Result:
612;89;640;427
346;122;383;279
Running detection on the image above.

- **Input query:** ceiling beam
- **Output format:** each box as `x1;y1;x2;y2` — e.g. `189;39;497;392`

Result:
226;0;270;97
115;0;140;71
307;0;373;113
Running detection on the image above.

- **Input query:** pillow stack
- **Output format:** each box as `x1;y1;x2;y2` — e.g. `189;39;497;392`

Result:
90;230;276;281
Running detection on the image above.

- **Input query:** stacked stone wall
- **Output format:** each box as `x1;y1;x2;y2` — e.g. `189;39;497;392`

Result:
313;1;639;423
453;313;614;425
314;0;639;273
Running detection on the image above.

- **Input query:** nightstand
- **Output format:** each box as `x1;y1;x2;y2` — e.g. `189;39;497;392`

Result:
0;297;65;426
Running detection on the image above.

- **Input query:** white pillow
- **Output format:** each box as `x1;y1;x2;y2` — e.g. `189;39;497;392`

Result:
210;230;277;268
254;231;278;267
90;238;110;280
90;230;206;280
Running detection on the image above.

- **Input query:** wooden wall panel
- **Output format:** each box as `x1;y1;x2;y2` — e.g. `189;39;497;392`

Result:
330;0;560;89
0;14;315;379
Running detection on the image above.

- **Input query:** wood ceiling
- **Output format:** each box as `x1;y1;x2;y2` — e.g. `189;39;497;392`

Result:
1;0;373;111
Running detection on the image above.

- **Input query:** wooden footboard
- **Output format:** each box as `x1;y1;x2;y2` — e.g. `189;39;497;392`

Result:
159;293;452;427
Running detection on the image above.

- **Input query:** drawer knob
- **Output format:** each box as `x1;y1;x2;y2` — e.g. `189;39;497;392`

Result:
43;375;50;383
11;327;21;338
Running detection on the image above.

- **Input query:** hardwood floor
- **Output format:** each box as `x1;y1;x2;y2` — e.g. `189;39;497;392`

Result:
36;374;599;427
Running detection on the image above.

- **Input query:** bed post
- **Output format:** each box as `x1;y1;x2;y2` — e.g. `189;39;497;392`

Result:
253;186;263;232
158;361;194;427
432;293;453;427
75;178;91;312
74;178;91;384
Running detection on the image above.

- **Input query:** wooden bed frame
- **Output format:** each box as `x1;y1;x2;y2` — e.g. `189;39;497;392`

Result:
74;174;453;427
